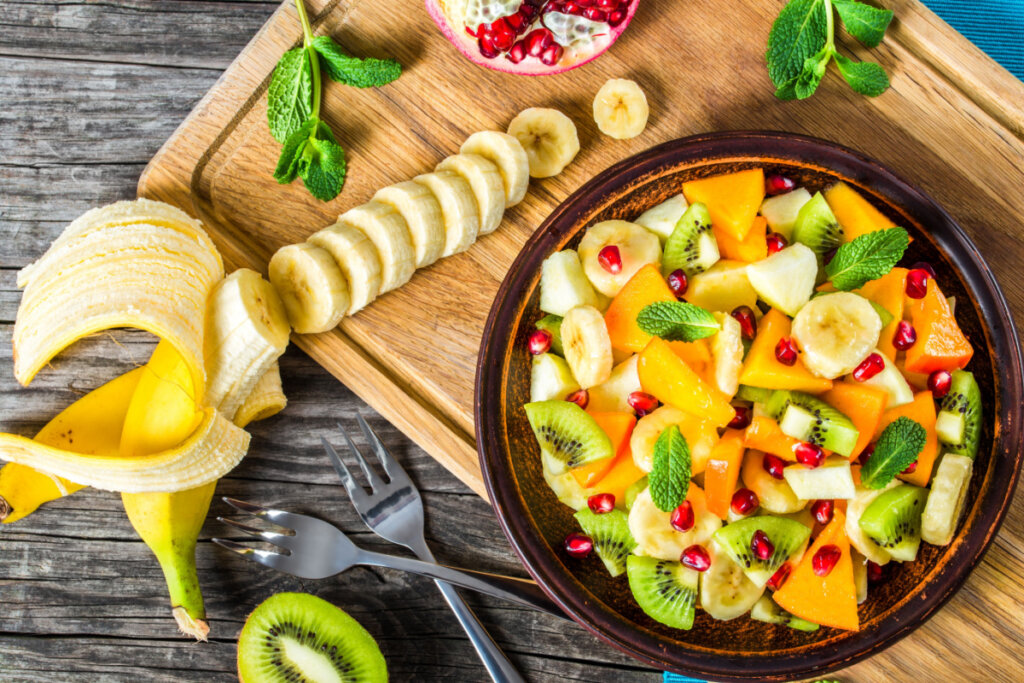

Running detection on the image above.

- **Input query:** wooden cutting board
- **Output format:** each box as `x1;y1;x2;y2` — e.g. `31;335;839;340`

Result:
139;0;1024;677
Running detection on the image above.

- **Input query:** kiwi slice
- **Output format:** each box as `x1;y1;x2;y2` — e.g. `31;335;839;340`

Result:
858;484;928;562
535;314;565;356
662;202;720;277
237;592;387;683
574;508;637;577
750;595;819;632
524;400;614;473
767;390;860;457
937;370;981;459
712;516;811;588
626;555;699;629
736;385;774;404
624;476;649;510
792;192;843;254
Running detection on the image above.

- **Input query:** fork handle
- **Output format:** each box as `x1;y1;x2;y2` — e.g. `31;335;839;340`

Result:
355;549;565;617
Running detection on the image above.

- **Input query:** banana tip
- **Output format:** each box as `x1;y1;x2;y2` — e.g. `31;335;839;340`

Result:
172;606;210;642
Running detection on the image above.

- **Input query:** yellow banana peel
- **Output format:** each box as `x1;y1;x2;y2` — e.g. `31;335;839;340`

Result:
234;362;287;429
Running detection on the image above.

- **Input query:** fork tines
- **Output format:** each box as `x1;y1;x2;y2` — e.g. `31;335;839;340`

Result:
323;416;414;497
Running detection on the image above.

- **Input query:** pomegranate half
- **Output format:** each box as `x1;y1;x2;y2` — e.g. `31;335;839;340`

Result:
426;0;639;76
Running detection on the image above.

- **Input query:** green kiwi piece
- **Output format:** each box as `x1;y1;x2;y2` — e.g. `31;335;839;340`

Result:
574;508;637;577
237;592;387;683
524;400;614;473
937;370;981;459
535;314;565;356
624;476;649;510
712;516;811;588
736;385;774;404
750;595;819;632
792;192;843;255
766;390;860;457
626;555;699;629
662;202;720;277
869;301;895;328
858;484;928;562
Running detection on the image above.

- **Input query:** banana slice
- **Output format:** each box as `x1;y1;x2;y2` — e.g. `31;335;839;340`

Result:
372;181;445;268
790;292;882;379
921;454;974;546
268;243;350;334
593;78;650;140
630;405;720;474
740;450;807;514
701;540;765;620
711;312;743;398
436;153;506;235
308;221;382;315
629;486;721;560
413;170;481;257
578;220;662;297
460;131;530;207
338;201;416;293
561;305;613;388
507;107;580;178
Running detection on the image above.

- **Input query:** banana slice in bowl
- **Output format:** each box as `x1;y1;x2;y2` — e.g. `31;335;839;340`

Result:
578;220;662;297
791;291;882;379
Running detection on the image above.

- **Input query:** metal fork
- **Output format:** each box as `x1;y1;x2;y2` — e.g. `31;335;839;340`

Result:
323;416;524;683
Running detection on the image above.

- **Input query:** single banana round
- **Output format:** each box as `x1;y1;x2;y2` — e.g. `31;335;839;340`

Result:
460;130;530;207
593;78;650;140
507;107;580;178
628;486;721;560
791;292;882;379
413;170;481;257
577;220;662;297
630;405;720;473
436;153;506;235
268;243;350;334
372;181;446;268
309;221;382;315
338;201;416;293
560;304;614;388
700;540;765;620
711;312;744;398
740;449;807;514
921;454;973;546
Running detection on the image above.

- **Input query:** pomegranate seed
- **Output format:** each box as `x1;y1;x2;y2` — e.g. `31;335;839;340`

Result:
587;493;615;514
851;353;885;382
762;453;787;480
906;268;931;299
596;0;618;9
669;500;695;532
766;563;791;590
528;329;552;355
565;389;589;409
506;40;527;63
811;499;834;525
564;532;593;557
858;442;876;466
486;17;509;33
928;369;952;399
727;405;752;430
598;245;622;274
731;305;757;340
867;560;884;582
795;442;825;468
731;488;759;515
505;12;526;31
666;269;688;297
540;42;564;66
813;544;842;577
751;529;775;561
525;28;552;57
775;337;798;366
563;1;581;13
910;261;937;278
627;391;658;414
680;544;711;572
478;36;500;59
765;174;797;196
902;459;918;475
607;9;626;25
892;320;917;351
766;232;788;255
492;27;515;51
576;0;594;6
582;7;607;20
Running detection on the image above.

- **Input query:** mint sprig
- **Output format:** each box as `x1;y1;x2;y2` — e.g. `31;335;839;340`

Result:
860;416;927;489
825;226;909;290
649;425;692;511
766;0;893;101
637;301;720;343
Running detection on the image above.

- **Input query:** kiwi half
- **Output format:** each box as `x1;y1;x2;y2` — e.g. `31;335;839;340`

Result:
767;390;859;457
712;516;811;588
937;369;981;459
662;202;720;277
858;484;928;562
626;555;699;629
535;314;565;356
237;592;387;683
524;400;614;472
624;476;649;510
750;595;819;632
792;192;844;254
574;508;637;577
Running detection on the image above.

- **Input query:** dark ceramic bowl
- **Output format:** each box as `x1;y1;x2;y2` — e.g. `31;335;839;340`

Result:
475;132;1024;680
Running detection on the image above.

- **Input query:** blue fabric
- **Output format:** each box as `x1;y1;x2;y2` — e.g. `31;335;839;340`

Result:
921;0;1024;80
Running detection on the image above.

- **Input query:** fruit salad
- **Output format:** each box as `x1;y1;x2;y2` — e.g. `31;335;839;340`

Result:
522;168;981;632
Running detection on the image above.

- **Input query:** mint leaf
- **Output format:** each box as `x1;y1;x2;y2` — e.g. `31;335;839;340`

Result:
766;0;830;87
794;46;833;99
860;417;927;489
267;47;313;144
833;0;893;48
649;425;692;511
312;36;402;88
637;301;720;342
273;118;319;184
825;226;909;290
299;121;347;201
833;53;890;96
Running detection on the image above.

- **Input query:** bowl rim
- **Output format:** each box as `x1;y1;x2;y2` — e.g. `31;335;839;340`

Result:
475;130;1024;680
